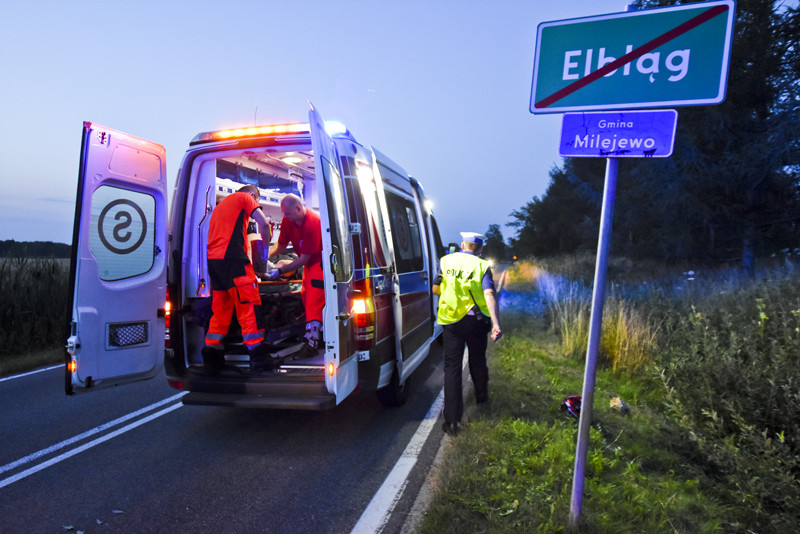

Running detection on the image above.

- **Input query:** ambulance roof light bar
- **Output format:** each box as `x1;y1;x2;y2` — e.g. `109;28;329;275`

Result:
190;121;349;145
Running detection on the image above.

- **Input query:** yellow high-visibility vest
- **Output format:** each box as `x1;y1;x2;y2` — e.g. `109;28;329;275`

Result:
436;252;490;325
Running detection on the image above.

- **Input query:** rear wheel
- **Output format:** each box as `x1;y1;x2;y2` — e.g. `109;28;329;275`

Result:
376;365;410;407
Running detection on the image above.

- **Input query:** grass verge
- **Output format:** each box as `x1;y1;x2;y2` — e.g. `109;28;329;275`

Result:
419;315;727;533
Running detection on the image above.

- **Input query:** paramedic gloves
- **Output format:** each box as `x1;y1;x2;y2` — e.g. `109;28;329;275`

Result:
266;268;281;281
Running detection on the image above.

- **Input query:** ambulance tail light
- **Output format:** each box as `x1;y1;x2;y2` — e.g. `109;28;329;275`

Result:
168;379;184;391
351;278;375;350
164;288;173;348
328;362;335;377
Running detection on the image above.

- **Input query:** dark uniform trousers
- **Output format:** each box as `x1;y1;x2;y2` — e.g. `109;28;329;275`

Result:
443;314;489;425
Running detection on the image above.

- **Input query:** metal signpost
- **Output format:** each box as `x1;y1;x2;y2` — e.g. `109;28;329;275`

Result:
528;0;735;527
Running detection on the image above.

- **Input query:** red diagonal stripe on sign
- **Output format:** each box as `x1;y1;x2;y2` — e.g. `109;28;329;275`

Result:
535;4;729;109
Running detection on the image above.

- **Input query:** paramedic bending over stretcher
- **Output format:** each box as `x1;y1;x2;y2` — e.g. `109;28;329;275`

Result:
266;194;325;359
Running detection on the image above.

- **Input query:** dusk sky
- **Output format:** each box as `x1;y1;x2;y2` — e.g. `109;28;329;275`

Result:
1;0;639;246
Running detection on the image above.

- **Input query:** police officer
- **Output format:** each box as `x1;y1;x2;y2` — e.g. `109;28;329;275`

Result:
433;232;502;436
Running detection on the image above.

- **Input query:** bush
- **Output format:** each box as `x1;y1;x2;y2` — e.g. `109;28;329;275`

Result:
658;277;800;529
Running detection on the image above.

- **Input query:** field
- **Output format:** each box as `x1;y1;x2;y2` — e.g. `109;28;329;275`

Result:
0;258;69;375
420;256;800;533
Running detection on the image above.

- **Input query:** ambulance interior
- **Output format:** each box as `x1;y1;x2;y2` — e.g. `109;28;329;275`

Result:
180;142;325;373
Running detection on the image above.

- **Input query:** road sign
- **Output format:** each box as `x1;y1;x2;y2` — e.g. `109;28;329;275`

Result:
559;109;678;158
530;0;735;114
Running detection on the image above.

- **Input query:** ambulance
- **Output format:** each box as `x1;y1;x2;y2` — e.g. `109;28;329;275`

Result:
65;105;446;409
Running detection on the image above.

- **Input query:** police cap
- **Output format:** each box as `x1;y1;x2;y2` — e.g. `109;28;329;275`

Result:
460;232;486;245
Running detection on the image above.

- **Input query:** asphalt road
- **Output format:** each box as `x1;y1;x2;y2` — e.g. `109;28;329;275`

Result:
0;344;446;534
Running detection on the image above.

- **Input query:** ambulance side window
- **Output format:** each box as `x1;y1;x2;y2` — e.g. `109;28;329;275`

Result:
355;160;390;269
430;215;446;259
319;154;352;282
340;155;367;273
385;191;423;273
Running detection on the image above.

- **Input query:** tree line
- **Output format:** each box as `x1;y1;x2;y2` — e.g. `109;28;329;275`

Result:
499;0;799;271
0;240;71;258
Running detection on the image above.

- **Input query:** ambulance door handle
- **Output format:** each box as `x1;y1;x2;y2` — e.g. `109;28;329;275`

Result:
421;273;429;280
196;185;213;297
337;312;351;321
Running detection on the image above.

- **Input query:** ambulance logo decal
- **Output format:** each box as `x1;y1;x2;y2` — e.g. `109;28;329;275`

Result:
90;185;155;281
97;199;148;255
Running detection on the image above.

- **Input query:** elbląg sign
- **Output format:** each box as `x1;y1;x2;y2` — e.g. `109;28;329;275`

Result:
530;0;735;114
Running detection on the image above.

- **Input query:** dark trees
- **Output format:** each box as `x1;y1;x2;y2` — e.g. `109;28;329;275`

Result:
508;0;800;266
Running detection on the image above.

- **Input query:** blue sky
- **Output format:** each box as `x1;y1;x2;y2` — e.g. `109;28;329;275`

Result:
0;0;635;246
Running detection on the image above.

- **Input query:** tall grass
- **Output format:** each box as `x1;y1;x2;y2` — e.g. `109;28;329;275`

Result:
601;298;660;373
0;257;68;371
520;262;659;374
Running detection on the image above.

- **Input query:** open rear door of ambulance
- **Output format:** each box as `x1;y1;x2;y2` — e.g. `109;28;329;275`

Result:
65;122;168;395
308;104;357;404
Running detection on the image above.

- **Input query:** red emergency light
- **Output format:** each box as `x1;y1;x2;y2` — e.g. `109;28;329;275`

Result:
191;122;310;145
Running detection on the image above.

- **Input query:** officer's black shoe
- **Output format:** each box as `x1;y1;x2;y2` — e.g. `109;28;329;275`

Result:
442;421;461;437
201;346;225;376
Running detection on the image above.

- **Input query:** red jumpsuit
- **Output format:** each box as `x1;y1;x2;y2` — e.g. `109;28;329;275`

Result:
278;209;324;325
204;192;265;348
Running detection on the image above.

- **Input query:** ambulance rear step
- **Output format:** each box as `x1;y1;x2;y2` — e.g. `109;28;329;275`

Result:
182;392;336;410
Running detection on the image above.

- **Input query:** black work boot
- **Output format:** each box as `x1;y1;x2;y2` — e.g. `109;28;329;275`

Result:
248;344;274;375
442;421;461;437
201;346;225;375
294;342;320;360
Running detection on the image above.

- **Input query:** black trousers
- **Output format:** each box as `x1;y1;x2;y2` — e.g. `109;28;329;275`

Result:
442;314;489;424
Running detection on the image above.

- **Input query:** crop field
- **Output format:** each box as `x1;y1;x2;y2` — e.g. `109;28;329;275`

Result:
0;258;69;375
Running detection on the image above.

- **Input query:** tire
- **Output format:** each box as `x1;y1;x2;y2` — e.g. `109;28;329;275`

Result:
376;365;410;407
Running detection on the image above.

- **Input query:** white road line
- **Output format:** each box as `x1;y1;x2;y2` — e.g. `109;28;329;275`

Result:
0;402;184;489
0;392;187;480
0;363;64;383
350;388;445;534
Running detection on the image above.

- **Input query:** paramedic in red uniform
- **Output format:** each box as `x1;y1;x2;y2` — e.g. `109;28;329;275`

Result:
202;184;273;375
266;193;324;358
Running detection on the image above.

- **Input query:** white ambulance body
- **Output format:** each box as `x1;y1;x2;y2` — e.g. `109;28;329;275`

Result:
66;105;446;409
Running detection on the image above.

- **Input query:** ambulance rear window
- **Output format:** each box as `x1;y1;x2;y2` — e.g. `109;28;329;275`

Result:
385;191;423;273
